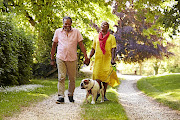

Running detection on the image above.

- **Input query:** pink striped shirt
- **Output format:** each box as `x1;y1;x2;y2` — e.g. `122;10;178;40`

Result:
52;28;83;61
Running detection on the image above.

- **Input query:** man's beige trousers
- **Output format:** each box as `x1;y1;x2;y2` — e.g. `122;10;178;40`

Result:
56;58;76;97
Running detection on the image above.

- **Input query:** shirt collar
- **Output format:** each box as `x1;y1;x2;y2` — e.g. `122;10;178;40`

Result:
61;28;73;32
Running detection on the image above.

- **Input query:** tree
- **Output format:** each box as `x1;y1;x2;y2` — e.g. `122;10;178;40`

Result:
1;0;112;62
1;0;118;77
158;0;180;36
113;1;175;74
110;0;180;36
2;0;178;76
90;0;175;75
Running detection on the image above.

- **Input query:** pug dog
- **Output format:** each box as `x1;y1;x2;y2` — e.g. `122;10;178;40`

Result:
81;78;104;104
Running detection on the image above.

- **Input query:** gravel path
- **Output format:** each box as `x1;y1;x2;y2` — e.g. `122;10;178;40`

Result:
5;87;86;120
5;74;180;120
118;75;180;120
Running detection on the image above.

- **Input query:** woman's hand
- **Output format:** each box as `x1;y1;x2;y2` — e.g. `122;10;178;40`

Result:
84;57;90;66
111;59;116;65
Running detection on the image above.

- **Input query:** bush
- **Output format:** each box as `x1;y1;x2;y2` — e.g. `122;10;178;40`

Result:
32;62;54;78
0;14;34;86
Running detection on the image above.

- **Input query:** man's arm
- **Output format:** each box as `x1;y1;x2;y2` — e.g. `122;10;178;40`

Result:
50;41;58;67
78;41;90;65
78;41;87;59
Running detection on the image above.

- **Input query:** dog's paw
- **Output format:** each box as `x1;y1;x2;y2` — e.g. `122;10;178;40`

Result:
101;100;104;103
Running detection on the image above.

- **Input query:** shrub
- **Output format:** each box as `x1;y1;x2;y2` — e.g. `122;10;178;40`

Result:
0;14;34;86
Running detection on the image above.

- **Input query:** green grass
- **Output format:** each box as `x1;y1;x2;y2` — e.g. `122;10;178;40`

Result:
137;74;180;111
0;78;82;120
0;77;128;120
81;87;128;120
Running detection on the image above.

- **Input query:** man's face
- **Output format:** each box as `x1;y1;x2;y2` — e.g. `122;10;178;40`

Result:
101;22;109;32
63;19;72;32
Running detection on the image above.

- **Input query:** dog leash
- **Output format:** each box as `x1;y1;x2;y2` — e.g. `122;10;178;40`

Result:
88;65;116;94
104;64;116;81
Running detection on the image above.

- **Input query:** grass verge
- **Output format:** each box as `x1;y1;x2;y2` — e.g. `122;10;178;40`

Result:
81;86;128;120
0;78;82;120
137;74;180;111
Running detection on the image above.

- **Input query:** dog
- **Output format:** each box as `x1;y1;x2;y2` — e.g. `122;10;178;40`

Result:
80;78;104;104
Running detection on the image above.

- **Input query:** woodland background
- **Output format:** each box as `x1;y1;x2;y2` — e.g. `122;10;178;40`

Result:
0;0;179;86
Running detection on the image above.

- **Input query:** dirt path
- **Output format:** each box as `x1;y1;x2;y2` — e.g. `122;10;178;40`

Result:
5;87;86;120
117;75;180;120
5;74;180;120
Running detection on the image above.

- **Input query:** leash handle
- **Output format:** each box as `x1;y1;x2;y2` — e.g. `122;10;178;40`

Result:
112;64;117;71
104;65;116;81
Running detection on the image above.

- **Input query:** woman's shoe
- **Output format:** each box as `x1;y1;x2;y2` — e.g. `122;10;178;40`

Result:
104;96;109;101
68;96;75;102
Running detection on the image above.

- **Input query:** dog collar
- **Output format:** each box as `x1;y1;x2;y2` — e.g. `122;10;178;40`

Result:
88;81;95;94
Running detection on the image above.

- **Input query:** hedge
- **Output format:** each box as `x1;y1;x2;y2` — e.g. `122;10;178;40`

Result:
0;15;34;86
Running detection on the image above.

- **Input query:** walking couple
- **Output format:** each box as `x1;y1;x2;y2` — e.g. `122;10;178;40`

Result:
50;16;120;104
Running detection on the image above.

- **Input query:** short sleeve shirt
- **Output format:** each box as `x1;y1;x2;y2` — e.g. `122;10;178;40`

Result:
52;28;83;61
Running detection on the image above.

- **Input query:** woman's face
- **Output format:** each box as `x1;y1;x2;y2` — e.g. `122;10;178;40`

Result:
101;22;109;32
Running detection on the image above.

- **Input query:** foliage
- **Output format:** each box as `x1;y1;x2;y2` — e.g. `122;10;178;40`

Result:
32;62;53;78
1;0;111;61
90;1;173;64
112;2;173;63
137;74;180;111
1;0;114;77
110;0;180;36
158;0;180;35
0;14;34;86
161;36;180;73
1;0;179;77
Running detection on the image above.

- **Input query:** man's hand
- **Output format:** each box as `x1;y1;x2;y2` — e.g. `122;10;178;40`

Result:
50;60;56;68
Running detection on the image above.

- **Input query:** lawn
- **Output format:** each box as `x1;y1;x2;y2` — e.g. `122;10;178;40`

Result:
0;76;128;120
81;87;128;120
137;74;180;111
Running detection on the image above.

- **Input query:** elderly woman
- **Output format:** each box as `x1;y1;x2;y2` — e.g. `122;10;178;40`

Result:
89;21;120;101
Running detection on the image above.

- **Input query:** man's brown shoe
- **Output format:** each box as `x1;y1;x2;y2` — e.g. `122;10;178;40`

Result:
56;97;64;104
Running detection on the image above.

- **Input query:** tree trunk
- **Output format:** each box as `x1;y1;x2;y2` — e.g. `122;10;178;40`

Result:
153;60;161;75
154;66;159;75
139;62;142;75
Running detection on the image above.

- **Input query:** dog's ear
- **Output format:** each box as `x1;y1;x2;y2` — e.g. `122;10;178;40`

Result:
84;79;89;85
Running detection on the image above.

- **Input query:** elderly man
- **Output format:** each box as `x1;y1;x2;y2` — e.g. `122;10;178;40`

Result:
51;16;89;104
